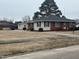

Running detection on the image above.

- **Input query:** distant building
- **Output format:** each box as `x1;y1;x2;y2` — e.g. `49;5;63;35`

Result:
0;21;17;30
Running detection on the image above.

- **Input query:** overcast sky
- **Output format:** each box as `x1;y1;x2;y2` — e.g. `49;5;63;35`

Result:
0;0;78;21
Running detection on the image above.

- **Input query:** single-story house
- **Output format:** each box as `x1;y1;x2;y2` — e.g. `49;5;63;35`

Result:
18;21;33;30
33;15;75;31
18;22;28;30
0;21;17;30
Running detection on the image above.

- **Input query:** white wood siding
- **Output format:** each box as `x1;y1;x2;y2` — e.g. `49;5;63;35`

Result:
34;22;51;31
18;23;28;30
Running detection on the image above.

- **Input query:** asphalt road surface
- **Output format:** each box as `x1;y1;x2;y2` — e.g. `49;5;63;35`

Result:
5;45;79;59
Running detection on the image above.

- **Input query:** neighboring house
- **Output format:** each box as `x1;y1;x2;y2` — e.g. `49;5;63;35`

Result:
15;21;22;26
76;24;79;28
75;20;79;30
0;21;17;30
18;21;33;30
33;15;75;31
75;20;79;27
18;22;28;30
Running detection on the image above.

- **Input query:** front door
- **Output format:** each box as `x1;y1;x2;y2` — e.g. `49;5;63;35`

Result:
51;22;56;31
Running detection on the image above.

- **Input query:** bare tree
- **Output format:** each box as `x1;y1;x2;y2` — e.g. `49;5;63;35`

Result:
22;16;30;22
2;17;8;21
2;17;14;23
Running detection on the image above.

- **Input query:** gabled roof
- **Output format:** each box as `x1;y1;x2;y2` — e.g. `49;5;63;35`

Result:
33;15;75;23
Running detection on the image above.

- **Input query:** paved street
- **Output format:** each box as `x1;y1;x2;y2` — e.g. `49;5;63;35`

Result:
4;45;79;59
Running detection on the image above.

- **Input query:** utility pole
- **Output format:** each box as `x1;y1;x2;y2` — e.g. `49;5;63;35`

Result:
72;23;75;40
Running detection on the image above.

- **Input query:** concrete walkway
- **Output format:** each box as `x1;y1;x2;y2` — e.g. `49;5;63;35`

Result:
4;45;79;59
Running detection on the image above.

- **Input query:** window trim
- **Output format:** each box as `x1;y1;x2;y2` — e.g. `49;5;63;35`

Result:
44;22;49;27
37;22;41;27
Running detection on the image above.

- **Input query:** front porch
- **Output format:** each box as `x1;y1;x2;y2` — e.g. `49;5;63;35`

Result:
50;22;73;31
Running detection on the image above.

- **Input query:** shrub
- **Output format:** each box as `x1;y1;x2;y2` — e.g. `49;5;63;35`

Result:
23;27;26;31
39;28;43;32
30;28;34;31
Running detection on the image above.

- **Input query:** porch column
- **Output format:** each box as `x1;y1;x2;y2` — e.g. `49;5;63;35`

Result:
51;22;56;31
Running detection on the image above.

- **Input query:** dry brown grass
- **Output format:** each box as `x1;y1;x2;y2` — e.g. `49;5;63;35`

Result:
0;37;79;57
0;30;57;40
59;31;79;35
0;30;79;57
0;30;78;40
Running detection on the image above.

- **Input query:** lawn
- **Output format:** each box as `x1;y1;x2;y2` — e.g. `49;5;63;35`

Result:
0;30;57;40
0;30;79;58
59;31;79;35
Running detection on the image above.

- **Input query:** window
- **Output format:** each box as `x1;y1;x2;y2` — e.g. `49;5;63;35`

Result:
44;22;49;27
37;22;41;27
